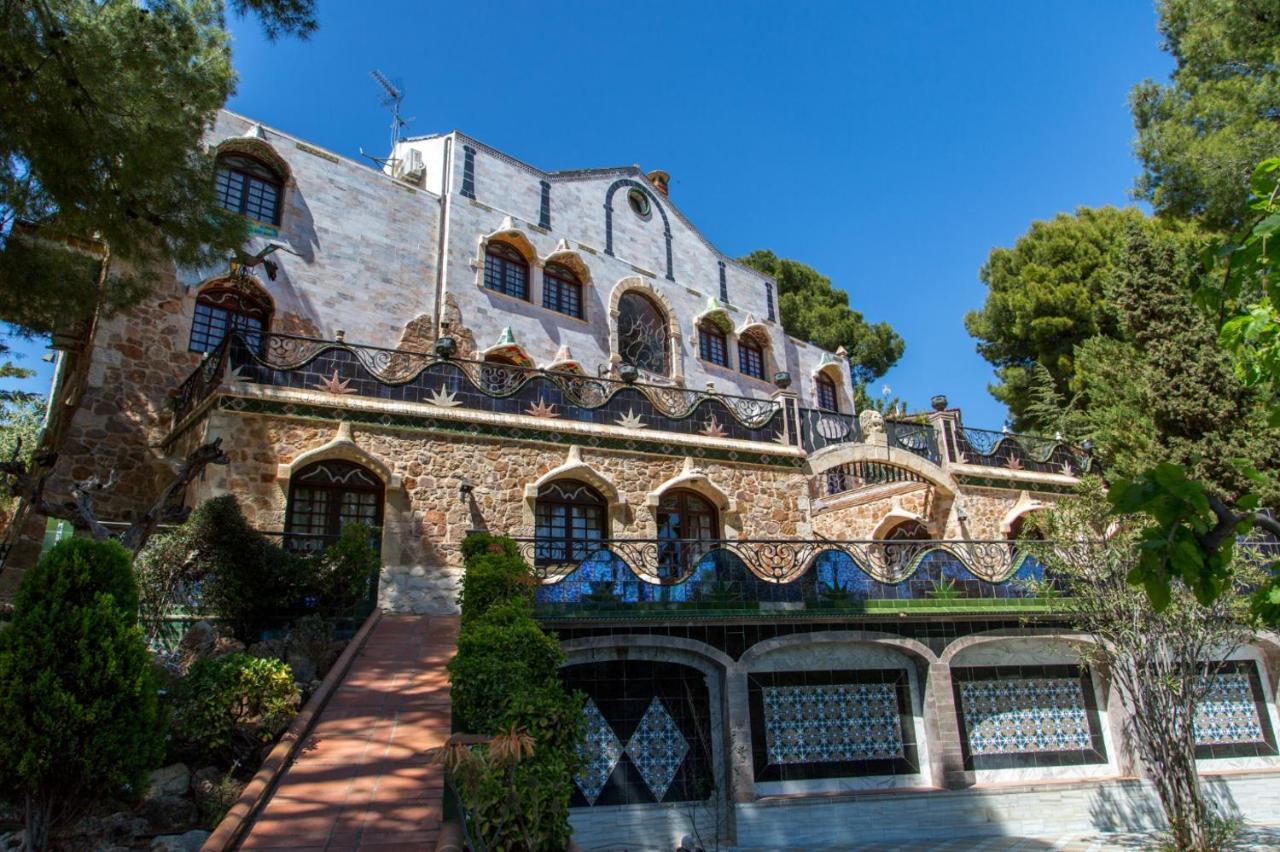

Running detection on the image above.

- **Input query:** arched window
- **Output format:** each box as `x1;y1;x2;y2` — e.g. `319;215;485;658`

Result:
618;291;669;376
215;154;284;225
189;282;272;354
883;519;930;541
483;241;529;300
698;321;728;367
542;262;583;319
285;460;384;553
656;489;719;579
1008;513;1044;542
534;479;606;564
815;373;839;412
738;327;768;379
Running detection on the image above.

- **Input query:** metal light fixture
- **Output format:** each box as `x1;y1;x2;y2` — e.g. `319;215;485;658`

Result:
458;477;474;503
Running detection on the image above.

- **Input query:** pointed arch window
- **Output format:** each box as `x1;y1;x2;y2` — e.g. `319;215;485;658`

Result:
618;291;669;376
698;322;728;367
285;459;384;553
483;241;530;300
542;262;583;319
815;373;839;412
189;283;272;354
534;479;606;564
215;154;284;225
738;327;768;379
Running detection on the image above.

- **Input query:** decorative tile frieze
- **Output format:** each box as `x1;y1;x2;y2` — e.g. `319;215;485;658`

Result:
1194;661;1277;759
575;698;623;805
747;669;918;781
952;665;1107;771
624;697;689;801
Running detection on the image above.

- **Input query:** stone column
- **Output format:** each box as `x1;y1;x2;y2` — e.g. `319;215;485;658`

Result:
724;663;756;803
923;661;969;789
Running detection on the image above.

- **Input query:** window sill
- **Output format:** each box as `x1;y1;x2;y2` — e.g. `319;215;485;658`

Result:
477;283;591;326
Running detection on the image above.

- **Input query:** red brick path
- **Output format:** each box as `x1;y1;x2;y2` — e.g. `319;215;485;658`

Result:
241;614;459;850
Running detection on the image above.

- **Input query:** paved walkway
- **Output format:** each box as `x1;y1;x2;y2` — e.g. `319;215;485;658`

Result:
726;824;1280;851
241;614;459;851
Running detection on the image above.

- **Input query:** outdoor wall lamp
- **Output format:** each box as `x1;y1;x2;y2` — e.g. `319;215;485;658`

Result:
458;477;474;503
956;505;969;523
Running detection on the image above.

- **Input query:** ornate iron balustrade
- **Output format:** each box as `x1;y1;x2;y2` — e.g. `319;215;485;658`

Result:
823;461;927;497
171;335;232;426
797;407;940;464
174;332;787;443
949;425;1094;476
512;537;1056;611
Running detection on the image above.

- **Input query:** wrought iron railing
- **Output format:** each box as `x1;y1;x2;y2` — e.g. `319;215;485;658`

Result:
797;408;940;464
948;425;1094;476
175;332;787;443
512;537;1056;611
823;461;927;497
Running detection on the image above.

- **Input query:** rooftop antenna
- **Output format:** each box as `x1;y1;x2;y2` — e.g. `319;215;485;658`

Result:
360;70;413;170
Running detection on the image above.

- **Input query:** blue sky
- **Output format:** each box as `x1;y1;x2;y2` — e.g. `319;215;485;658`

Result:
6;1;1172;430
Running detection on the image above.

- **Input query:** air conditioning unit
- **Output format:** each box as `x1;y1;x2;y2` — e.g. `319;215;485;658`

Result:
396;148;426;185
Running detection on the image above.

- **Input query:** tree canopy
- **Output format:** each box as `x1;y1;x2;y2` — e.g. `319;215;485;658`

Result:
965;207;1202;431
0;0;315;339
1131;0;1280;232
738;249;904;389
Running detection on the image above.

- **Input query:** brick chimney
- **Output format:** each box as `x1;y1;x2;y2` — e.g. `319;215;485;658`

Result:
647;170;670;197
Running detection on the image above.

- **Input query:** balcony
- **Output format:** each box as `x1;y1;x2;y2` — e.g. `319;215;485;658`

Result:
513;536;1059;618
169;333;1093;478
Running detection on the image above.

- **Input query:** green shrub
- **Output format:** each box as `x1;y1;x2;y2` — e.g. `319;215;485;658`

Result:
172;652;299;766
138;496;382;643
460;532;520;562
458;553;537;625
449;602;563;733
0;539;162;850
446;537;581;850
314;521;379;612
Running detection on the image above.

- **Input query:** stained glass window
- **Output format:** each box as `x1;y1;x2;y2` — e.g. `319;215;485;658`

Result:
618;292;668;376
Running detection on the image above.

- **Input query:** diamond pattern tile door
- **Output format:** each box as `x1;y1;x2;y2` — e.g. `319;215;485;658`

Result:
624;697;689;800
574;698;622;804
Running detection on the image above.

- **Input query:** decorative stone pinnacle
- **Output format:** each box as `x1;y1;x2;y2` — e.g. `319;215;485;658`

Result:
495;326;516;346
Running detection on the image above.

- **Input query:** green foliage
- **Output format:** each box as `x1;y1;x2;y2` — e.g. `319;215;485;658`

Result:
460;531;521;561
0;0;315;338
966;207;1202;430
172;652;298;765
0;539;162;845
136;496;380;642
738;250;904;386
1131;0;1280;232
446;535;582;851
457;552;537;626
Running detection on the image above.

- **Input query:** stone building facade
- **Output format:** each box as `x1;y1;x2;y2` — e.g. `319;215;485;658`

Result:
12;110;1280;846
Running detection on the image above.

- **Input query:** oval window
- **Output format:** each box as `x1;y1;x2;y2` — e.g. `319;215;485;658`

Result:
627;188;651;218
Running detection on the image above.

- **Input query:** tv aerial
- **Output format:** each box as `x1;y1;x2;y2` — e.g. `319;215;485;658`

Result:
360;70;413;170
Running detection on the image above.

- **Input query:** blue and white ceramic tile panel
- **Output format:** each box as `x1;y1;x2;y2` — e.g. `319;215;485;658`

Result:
951;665;1108;771
625;697;690;800
959;677;1092;755
747;670;919;782
560;660;714;807
1193;661;1278;760
575;698;623;805
762;683;903;765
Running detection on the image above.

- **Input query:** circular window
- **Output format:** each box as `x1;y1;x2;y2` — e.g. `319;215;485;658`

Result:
627;188;651;218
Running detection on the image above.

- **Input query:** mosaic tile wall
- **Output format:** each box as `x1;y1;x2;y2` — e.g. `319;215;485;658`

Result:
1194;661;1278;760
747;670;919;781
561;660;714;807
952;665;1107;771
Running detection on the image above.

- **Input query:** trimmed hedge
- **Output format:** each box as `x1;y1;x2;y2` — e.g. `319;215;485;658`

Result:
447;533;582;850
